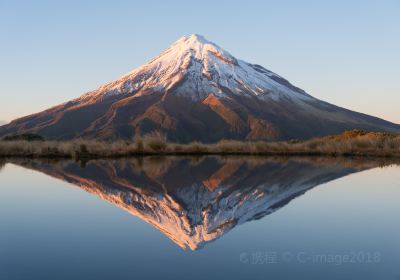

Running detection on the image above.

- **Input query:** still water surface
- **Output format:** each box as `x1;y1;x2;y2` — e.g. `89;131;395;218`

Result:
0;157;399;280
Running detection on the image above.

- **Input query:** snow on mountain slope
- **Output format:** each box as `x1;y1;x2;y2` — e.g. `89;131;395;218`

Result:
80;34;313;103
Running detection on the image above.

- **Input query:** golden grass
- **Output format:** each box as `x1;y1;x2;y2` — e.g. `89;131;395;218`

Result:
0;130;399;159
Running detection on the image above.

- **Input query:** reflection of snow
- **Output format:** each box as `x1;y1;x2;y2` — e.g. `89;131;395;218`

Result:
14;157;368;250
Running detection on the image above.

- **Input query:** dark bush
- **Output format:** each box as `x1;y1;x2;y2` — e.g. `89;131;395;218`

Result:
3;133;45;142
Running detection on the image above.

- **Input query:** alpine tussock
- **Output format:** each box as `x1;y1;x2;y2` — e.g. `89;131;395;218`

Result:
1;130;399;158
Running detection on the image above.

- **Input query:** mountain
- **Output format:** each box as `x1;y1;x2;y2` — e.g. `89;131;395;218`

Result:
8;156;383;250
1;34;399;142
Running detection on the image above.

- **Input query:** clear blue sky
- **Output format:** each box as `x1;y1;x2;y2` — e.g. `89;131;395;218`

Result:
1;0;399;124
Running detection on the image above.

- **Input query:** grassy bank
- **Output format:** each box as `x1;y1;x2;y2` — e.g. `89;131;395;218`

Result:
0;130;399;159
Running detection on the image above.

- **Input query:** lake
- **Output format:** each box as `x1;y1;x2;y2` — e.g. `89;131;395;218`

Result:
0;157;399;280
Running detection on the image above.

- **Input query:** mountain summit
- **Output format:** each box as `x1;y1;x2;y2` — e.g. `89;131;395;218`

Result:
78;33;312;103
1;34;399;141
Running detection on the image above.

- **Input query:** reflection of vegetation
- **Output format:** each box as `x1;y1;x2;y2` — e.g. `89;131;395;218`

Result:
10;155;398;173
0;159;6;172
0;130;399;159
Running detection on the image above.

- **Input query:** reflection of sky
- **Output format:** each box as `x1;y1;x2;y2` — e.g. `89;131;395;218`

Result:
0;163;399;280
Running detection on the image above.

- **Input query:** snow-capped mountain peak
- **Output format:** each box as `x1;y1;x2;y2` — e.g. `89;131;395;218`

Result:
168;33;239;66
82;34;312;102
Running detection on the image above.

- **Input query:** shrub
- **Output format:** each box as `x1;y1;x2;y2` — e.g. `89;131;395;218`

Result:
3;133;44;142
143;131;167;152
135;137;144;152
186;142;207;154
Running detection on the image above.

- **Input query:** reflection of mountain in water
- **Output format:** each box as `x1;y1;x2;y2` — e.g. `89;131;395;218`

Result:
10;157;385;250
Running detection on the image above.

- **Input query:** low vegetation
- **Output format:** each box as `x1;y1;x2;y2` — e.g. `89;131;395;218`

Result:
0;130;399;159
3;133;44;142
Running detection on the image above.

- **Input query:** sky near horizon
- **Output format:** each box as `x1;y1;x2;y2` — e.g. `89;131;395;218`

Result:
0;0;399;124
